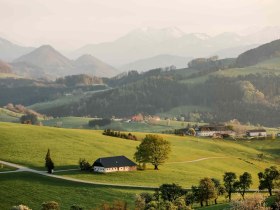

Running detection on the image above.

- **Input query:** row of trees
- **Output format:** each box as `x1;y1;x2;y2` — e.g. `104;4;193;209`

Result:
103;129;138;141
135;167;279;209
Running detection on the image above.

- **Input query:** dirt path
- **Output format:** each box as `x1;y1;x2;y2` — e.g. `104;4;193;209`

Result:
165;156;228;164
0;158;263;192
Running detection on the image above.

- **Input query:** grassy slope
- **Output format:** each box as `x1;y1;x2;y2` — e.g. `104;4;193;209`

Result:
0;122;279;188
179;57;280;85
0;108;22;122
0;172;146;210
42;117;194;132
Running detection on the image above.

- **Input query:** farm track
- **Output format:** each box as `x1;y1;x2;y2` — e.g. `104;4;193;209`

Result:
0;159;268;192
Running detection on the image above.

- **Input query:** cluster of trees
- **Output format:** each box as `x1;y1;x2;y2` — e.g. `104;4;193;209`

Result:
20;114;39;125
135;184;191;210
88;119;111;127
78;158;91;171
55;74;103;87
103;129;137;140
134;135;171;170
188;56;235;72
0;77;106;106
135;167;279;209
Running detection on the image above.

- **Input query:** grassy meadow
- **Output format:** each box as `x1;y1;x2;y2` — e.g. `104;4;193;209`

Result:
0;122;279;189
0;172;147;210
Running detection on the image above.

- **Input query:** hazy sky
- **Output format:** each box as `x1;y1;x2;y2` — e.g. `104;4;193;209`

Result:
0;0;279;50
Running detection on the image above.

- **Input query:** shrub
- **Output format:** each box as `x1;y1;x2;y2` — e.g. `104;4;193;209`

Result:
11;205;32;210
41;201;60;210
70;204;84;210
79;158;91;171
230;193;270;210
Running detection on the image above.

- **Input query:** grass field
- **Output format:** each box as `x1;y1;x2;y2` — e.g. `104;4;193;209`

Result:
0;172;147;210
0;163;17;172
0;108;22;123
0;122;279;189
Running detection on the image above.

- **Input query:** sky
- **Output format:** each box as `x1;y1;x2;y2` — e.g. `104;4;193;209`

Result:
0;0;279;50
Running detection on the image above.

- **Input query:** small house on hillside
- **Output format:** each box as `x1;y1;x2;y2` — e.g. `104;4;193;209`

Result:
93;156;137;173
195;125;235;137
246;129;267;137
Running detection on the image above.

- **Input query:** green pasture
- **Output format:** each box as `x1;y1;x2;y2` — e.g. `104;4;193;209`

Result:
0;122;279;189
0;172;146;210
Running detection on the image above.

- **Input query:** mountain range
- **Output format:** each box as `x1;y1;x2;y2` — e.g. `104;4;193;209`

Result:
11;45;118;79
1;26;280;79
72;26;280;66
0;37;34;62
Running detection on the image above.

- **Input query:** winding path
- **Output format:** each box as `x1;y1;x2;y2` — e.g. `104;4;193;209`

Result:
0;158;265;192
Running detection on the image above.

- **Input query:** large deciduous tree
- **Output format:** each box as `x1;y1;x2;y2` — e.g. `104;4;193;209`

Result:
223;172;237;201
258;166;279;196
134;134;171;170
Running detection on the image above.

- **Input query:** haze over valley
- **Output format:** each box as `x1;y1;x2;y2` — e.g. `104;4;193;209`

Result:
1;1;280;210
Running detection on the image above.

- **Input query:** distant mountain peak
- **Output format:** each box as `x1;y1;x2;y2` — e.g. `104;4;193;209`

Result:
74;54;118;77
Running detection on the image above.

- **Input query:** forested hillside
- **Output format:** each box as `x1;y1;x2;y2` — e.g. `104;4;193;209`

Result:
1;40;280;126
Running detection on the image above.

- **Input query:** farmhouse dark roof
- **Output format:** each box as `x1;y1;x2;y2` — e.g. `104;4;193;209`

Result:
246;129;266;133
93;156;137;168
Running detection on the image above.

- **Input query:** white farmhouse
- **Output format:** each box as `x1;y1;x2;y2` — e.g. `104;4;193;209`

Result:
93;155;137;173
246;129;267;137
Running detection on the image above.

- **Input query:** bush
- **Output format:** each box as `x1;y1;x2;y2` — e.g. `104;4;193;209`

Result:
41;201;59;210
79;158;91;171
230;193;270;210
70;204;84;210
11;205;32;210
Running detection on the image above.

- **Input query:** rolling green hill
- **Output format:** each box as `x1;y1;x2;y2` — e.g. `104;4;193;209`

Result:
0;122;279;189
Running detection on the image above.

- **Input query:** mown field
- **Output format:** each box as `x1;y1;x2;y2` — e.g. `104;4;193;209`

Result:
0;122;279;189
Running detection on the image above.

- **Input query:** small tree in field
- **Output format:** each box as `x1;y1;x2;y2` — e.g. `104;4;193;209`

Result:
223;172;237;201
134;134;171;170
234;172;252;200
45;149;54;174
258;166;279;196
211;178;225;205
199;177;216;206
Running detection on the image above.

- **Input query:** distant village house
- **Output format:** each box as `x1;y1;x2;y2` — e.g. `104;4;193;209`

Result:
246;129;267;137
93;156;137;173
195;125;235;137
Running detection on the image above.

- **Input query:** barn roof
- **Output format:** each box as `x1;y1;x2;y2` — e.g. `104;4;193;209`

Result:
93;156;137;168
